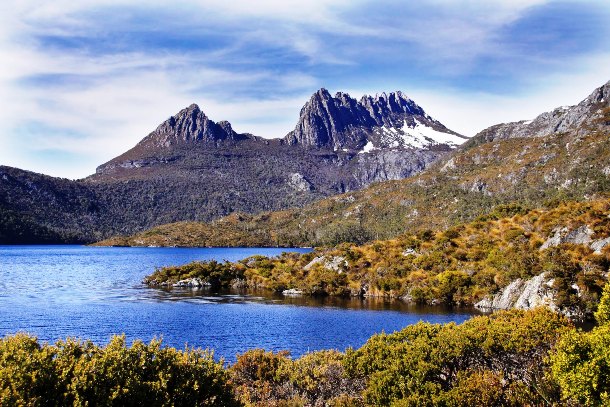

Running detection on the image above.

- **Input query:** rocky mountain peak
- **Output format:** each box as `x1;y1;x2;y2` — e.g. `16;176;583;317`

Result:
137;104;247;149
315;88;332;99
285;88;462;150
586;79;610;104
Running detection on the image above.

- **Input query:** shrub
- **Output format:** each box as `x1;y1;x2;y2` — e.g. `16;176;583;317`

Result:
344;309;570;406
0;334;237;407
594;281;610;325
550;325;610;406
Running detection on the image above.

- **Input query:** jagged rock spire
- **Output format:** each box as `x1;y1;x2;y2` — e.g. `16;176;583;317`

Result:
284;88;448;150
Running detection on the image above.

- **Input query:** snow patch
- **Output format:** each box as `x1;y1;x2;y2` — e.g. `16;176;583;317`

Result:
402;118;467;147
359;140;376;154
360;117;467;153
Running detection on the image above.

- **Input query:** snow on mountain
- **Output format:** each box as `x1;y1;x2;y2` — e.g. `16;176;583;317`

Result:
362;118;467;153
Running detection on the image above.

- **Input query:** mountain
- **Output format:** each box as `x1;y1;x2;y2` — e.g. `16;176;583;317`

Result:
0;89;463;244
284;89;465;151
93;89;464;181
98;80;610;248
465;80;610;148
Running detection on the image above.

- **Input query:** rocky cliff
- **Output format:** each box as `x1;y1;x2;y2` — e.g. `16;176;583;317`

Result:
285;89;466;151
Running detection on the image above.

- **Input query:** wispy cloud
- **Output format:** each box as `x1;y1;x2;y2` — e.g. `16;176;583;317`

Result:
0;0;608;178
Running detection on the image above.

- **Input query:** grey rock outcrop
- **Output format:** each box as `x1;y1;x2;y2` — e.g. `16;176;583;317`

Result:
288;173;313;192
303;256;347;272
540;225;593;250
468;80;610;146
538;224;610;255
475;272;558;312
591;237;610;254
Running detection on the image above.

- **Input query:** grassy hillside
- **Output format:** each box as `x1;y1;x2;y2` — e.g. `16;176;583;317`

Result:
145;198;610;318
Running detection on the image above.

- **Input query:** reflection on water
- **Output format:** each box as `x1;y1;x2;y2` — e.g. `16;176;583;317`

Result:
151;286;481;316
0;245;481;361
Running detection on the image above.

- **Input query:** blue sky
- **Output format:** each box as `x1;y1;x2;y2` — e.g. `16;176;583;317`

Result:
0;0;609;179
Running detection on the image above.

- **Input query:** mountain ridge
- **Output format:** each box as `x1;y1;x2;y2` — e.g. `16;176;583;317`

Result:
97;80;610;248
0;87;462;244
465;80;610;149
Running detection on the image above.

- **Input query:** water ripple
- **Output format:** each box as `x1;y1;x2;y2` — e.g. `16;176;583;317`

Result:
0;245;480;361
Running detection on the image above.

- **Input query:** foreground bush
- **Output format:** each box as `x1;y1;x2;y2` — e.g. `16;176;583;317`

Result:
3;307;610;406
344;308;571;406
230;349;364;406
0;334;238;406
550;282;610;406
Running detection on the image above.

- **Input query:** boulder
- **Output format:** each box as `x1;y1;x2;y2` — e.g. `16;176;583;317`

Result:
303;256;347;272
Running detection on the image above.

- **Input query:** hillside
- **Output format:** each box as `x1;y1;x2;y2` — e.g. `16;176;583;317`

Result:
98;80;610;248
0;90;462;244
144;197;610;319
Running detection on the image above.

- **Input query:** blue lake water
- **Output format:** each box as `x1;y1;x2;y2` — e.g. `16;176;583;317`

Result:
0;245;479;361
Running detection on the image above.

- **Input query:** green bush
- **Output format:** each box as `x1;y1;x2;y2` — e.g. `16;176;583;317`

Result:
594;281;610;325
344;309;570;406
0;334;238;407
550;325;610;406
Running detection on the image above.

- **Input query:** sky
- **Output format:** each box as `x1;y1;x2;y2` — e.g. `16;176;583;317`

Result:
0;0;609;179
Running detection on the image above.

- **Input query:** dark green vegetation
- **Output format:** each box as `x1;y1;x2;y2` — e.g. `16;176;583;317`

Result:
145;198;610;318
4;301;610;406
1;139;433;244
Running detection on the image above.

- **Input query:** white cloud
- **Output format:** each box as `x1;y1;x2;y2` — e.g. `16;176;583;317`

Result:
0;0;608;179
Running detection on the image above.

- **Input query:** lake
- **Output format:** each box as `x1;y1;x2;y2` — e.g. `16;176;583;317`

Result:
0;245;480;361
